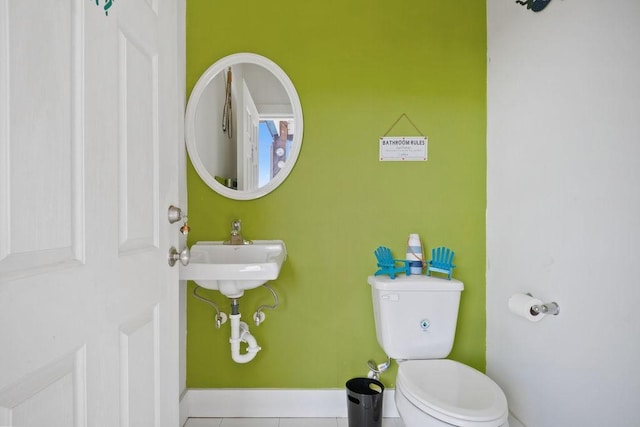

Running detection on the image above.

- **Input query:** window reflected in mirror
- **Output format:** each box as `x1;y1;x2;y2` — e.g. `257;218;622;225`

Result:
258;119;293;188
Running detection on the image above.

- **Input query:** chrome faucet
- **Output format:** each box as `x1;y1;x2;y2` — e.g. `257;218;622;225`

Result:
226;219;251;245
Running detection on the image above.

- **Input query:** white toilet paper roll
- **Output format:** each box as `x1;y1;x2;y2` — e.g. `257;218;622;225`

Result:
508;293;546;322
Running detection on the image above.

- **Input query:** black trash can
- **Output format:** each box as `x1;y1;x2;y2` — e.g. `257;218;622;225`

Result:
345;377;384;427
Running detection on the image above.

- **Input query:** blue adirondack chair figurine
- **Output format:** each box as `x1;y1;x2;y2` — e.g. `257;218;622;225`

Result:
374;246;411;279
426;246;456;280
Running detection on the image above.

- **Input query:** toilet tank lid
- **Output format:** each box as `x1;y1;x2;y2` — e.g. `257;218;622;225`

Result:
368;275;463;291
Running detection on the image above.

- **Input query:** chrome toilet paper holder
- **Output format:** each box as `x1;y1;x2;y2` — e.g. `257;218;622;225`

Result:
526;293;560;316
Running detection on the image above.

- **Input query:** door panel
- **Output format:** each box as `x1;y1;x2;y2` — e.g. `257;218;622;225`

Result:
0;0;84;279
120;306;159;427
0;348;86;426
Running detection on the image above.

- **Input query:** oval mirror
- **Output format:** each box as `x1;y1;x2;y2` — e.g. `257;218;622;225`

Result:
185;53;303;200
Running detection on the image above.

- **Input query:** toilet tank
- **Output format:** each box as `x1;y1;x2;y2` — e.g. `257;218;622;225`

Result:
368;275;464;359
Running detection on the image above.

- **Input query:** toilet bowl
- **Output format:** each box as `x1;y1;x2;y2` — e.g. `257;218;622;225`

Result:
395;360;508;427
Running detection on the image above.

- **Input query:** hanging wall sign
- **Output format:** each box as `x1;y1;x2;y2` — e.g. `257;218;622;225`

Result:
379;136;428;162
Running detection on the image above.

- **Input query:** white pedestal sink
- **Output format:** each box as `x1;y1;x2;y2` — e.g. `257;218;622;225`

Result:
179;240;287;298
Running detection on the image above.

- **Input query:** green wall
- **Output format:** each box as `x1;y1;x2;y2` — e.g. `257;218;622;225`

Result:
186;0;486;389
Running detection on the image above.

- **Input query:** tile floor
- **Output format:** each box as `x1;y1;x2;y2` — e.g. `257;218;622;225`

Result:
184;418;404;427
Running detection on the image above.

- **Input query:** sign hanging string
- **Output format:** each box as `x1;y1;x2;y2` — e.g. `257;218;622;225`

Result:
383;113;424;137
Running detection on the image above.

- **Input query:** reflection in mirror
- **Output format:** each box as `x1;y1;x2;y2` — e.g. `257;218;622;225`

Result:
185;53;303;200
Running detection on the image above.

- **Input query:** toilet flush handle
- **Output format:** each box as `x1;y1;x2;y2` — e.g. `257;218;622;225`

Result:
381;293;399;302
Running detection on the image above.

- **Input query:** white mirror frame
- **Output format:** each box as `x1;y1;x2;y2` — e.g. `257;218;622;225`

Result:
185;53;304;200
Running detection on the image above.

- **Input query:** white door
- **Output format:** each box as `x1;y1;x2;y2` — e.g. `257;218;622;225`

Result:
240;80;259;191
0;1;184;426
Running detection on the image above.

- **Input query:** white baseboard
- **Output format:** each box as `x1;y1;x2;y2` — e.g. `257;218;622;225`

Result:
180;388;399;419
179;388;522;426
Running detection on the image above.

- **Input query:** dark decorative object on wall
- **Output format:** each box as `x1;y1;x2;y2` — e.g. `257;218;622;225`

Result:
90;0;114;16
516;0;552;12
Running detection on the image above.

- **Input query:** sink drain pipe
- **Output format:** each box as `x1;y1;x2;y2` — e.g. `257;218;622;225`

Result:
229;299;261;364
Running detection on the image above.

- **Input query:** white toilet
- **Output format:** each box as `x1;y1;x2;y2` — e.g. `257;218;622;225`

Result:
368;274;509;427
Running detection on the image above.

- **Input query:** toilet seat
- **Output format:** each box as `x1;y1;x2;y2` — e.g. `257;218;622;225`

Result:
396;359;508;427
